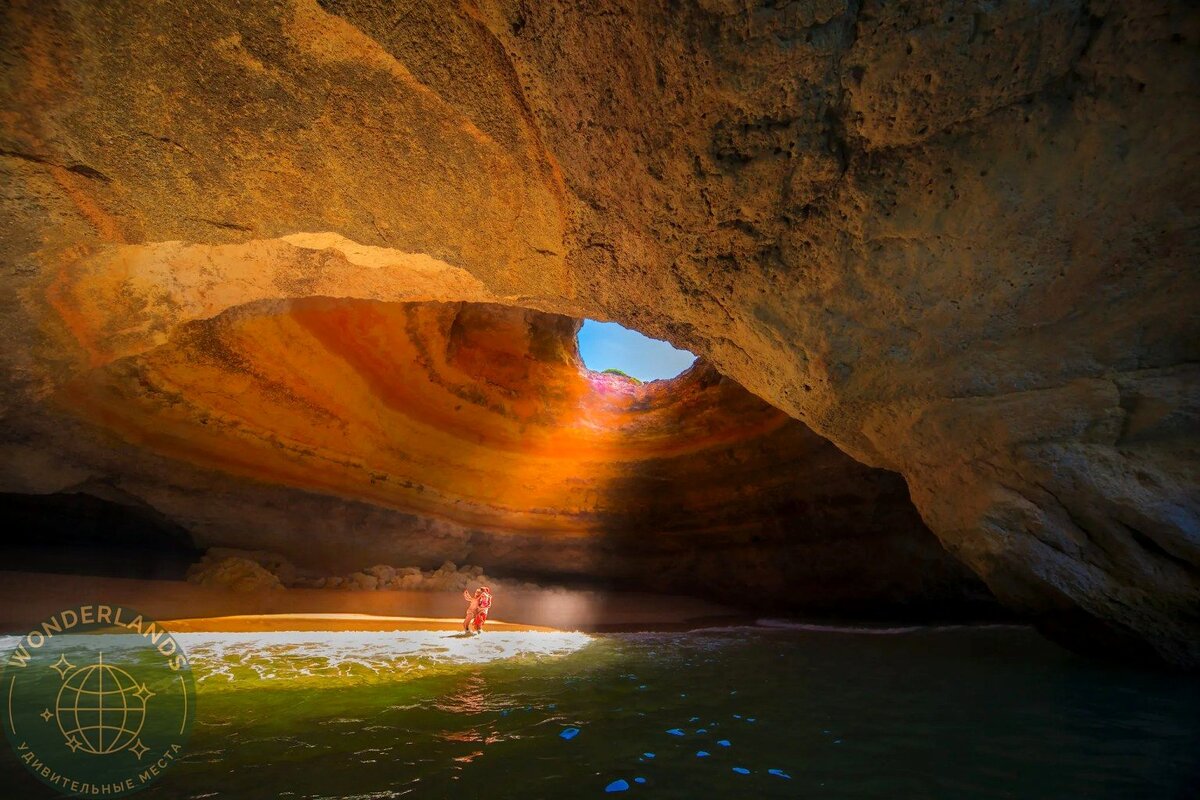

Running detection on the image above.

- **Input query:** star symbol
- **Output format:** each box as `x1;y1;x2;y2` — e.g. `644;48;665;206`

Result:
40;709;52;723
50;654;75;679
129;739;149;760
65;735;82;752
133;683;155;702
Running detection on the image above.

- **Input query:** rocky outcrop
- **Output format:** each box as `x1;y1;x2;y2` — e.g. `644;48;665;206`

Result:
187;555;284;592
195;552;543;594
0;1;1195;663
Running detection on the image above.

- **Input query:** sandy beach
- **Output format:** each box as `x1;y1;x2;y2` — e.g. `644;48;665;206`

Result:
0;570;743;634
161;612;557;633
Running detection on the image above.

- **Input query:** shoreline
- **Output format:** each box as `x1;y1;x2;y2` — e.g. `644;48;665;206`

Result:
161;612;559;633
0;570;747;634
0;571;1022;637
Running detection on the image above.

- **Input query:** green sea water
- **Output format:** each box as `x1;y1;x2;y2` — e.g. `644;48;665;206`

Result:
3;624;1197;799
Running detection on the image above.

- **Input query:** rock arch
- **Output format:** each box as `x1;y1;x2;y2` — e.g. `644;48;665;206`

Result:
1;0;1196;664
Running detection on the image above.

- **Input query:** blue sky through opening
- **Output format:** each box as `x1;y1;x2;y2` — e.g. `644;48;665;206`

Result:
577;320;696;382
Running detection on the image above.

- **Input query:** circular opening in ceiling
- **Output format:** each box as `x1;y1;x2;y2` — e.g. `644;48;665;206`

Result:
576;320;696;383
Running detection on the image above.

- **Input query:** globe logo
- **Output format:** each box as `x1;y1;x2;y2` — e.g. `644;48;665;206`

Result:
2;604;196;797
54;653;153;759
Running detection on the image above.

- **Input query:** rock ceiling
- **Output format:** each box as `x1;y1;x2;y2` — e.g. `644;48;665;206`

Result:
0;1;1195;664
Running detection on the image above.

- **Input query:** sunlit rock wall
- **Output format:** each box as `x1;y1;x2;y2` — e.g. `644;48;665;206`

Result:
0;0;1195;662
1;300;989;614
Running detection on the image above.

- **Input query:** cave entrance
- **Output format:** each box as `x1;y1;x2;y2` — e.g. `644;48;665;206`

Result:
576;319;696;383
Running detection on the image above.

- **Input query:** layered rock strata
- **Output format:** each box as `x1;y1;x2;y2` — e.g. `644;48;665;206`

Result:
3;300;990;615
0;0;1195;663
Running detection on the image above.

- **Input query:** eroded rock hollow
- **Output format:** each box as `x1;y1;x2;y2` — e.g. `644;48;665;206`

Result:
3;299;991;614
0;0;1196;664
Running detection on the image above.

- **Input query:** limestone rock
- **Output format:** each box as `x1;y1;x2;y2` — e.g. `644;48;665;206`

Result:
13;300;986;615
205;547;299;587
0;0;1195;665
290;560;523;594
364;565;397;587
343;572;379;591
186;556;284;592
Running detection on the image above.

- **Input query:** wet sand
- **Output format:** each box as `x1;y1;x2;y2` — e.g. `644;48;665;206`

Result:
0;570;745;634
162;612;557;633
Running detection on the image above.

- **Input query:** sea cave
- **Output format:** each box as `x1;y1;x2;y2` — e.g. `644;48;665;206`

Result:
0;2;1197;798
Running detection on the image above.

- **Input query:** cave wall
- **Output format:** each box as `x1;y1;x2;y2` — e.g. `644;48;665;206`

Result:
1;299;990;614
0;0;1195;663
0;485;200;580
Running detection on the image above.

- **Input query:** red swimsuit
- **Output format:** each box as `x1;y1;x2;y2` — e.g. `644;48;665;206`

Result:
473;591;492;630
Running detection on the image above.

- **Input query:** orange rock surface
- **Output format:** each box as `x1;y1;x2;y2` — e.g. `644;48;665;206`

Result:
40;300;986;612
0;1;1195;664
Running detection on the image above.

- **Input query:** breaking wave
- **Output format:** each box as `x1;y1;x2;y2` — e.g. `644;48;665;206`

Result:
174;630;594;686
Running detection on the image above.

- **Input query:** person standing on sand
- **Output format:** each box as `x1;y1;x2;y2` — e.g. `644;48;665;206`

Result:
462;588;480;633
461;586;493;634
